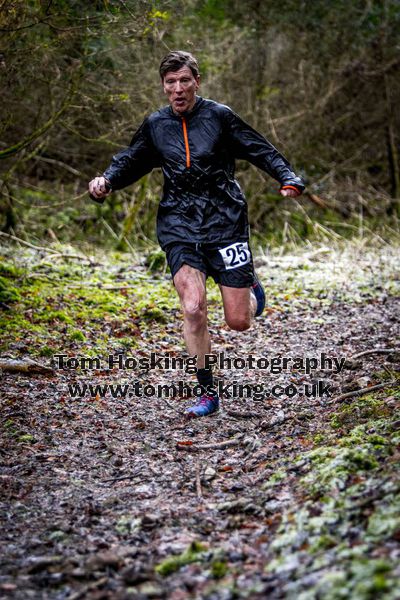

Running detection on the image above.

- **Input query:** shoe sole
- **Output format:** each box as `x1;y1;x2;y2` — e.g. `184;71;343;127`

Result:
185;408;219;419
252;275;265;317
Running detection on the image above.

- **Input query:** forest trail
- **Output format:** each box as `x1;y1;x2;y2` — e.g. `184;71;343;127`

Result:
1;243;399;599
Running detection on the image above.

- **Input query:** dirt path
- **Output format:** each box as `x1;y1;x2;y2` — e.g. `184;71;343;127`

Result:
1;245;399;599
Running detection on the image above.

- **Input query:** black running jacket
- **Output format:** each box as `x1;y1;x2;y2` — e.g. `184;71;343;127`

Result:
103;96;304;249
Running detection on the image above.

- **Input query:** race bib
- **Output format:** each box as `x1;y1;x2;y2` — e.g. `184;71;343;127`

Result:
219;242;251;270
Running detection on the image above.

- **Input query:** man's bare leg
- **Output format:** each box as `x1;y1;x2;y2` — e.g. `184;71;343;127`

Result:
219;285;257;331
173;264;210;368
173;265;220;416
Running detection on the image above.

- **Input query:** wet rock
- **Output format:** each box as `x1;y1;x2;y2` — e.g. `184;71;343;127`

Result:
387;351;400;363
355;376;371;388
122;561;152;585
86;551;124;571
135;484;156;498
141;513;159;530
216;499;253;513
136;582;165;598
46;572;66;584
26;555;63;573
202;467;217;483
228;550;245;562
274;410;285;423
264;499;282;514
69;568;88;579
344;359;362;370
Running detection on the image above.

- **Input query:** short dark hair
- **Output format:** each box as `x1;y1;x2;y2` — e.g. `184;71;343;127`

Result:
159;50;200;81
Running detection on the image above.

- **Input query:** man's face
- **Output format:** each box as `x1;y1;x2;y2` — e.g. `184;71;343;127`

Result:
162;66;200;115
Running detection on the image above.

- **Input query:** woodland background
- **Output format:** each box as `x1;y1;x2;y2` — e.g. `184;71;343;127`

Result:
1;0;399;246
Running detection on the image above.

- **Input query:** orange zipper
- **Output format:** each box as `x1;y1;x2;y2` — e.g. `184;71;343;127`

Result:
181;117;191;168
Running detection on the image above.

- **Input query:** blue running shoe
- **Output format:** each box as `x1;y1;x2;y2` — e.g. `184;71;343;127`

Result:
185;393;220;418
251;273;265;317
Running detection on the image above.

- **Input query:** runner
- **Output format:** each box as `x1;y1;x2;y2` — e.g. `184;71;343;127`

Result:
89;50;304;417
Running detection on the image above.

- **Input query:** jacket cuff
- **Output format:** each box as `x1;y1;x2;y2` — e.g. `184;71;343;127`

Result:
280;184;303;194
103;172;115;190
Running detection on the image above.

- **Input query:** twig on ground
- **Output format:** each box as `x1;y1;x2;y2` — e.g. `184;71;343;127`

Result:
383;364;396;379
327;380;399;404
0;358;54;375
259;416;291;430
351;348;399;360
193;437;243;450
43;253;95;263
176;435;242;452
102;472;142;485
195;462;203;499
67;277;150;288
163;398;179;412
72;284;137;289
0;231;97;264
0;231;54;252
22;273;57;282
67;577;108;600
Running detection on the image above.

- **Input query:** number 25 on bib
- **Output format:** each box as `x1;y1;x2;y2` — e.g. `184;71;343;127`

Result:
219;242;251;270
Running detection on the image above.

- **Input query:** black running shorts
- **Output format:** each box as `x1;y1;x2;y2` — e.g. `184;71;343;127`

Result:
165;241;255;288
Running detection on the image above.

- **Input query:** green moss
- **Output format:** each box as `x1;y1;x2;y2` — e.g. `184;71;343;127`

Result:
114;515;143;535
140;305;168;323
262;468;286;489
314;559;393;599
135;282;179;312
39;310;74;325
309;534;337;553
211;560;229;579
47;530;68;542
69;329;86;342
145;249;167;272
367;495;400;541
0;263;23;277
341;430;388;449
330;394;388;431
263;417;399;596
78;289;128;315
0;248;173;355
39;345;56;357
18;434;35;443
1;314;49;339
330;414;342;429
116;336;138;350
302;446;379;496
0;275;21;303
155;541;207;576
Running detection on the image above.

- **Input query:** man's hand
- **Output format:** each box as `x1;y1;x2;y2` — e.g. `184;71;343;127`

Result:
280;185;301;198
88;176;112;200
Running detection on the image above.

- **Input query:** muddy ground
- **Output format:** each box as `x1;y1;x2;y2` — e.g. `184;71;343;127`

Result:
1;243;399;599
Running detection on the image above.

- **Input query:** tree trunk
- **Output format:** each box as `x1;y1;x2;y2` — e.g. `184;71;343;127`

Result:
385;73;400;214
